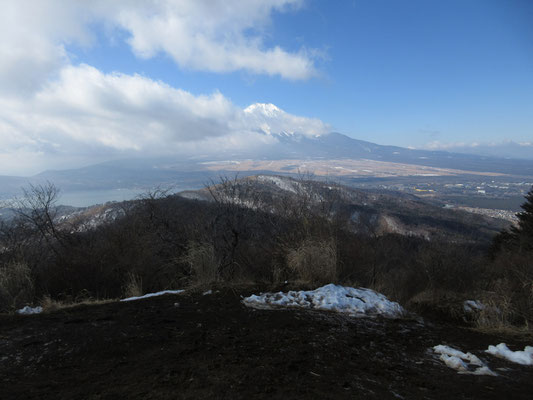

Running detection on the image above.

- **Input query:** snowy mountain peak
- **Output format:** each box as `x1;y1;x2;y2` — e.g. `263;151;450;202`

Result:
243;102;328;138
244;103;284;117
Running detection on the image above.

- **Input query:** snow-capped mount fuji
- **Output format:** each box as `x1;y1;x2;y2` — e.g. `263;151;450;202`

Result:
244;103;328;138
238;103;532;175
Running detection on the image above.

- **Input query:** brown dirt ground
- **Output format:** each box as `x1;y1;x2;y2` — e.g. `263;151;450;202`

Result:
1;287;532;399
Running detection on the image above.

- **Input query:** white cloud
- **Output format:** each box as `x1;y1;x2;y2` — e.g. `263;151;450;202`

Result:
423;141;477;150
419;140;533;160
423;140;533;151
33;65;238;146
0;1;326;175
0;65;328;175
0;0;316;93
0;1;102;96
117;0;316;79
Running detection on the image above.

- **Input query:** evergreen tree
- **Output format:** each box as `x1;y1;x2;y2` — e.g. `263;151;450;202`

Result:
512;187;533;237
493;186;533;253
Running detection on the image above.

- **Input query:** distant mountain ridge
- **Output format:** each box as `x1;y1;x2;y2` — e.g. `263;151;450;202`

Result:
422;141;533;161
1;131;533;202
262;132;533;176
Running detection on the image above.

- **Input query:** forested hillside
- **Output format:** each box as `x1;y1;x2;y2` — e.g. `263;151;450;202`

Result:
1;176;531;327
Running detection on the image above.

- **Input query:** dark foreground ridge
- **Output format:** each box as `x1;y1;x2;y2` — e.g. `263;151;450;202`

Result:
1;287;532;400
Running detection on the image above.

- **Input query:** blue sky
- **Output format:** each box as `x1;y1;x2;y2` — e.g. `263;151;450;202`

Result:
71;0;533;146
0;0;532;175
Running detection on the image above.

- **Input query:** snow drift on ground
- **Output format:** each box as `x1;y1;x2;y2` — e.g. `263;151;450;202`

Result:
121;290;184;302
463;300;485;313
16;306;43;315
486;343;533;365
243;284;405;318
433;345;496;376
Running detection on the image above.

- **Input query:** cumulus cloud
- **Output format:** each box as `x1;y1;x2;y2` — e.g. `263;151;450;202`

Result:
33;65;238;146
0;1;326;175
0;2;63;95
116;0;316;79
0;65;328;175
0;0;316;92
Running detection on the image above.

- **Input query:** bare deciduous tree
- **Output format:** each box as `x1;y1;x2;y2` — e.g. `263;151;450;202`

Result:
14;182;66;255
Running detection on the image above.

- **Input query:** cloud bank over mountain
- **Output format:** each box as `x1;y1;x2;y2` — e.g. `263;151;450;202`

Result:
422;141;533;160
0;64;329;175
0;0;326;175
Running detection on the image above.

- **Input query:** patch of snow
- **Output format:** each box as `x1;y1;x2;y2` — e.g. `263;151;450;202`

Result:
243;284;405;318
179;191;208;201
202;290;213;296
486;343;533;366
121;290;184;302
433;345;496;376
463;300;485;313
257;175;298;194
16;306;43;315
381;215;405;235
470;366;499;376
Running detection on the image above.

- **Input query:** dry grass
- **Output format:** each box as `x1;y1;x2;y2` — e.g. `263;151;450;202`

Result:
474;298;513;330
471;297;532;336
471;322;532;337
180;242;219;284
40;295;114;313
0;261;34;313
473;274;532;330
486;253;533;327
123;272;143;298
272;263;288;284
287;239;337;285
